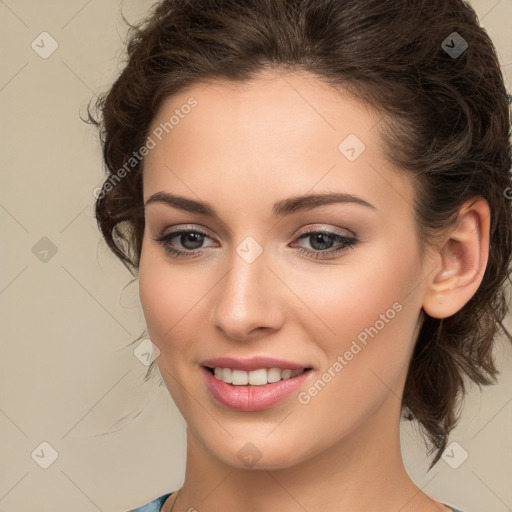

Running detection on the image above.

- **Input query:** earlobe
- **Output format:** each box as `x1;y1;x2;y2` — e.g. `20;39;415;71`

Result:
422;198;490;319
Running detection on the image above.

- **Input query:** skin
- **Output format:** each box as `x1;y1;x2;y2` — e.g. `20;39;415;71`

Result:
138;69;490;512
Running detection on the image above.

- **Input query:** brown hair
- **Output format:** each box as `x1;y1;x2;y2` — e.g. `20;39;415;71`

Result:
88;0;512;467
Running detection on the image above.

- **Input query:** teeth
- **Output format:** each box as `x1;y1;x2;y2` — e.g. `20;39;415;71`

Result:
211;367;305;386
267;368;281;383
232;369;248;385
281;369;292;379
248;368;266;385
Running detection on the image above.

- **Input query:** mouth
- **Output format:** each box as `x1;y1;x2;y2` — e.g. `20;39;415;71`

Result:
200;358;315;411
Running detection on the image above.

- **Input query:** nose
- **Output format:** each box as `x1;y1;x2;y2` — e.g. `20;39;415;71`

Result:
210;249;285;341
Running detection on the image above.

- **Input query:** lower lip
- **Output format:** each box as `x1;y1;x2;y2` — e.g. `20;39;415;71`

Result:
202;366;312;411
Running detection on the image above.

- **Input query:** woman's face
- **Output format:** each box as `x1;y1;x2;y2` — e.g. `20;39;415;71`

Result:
139;70;432;469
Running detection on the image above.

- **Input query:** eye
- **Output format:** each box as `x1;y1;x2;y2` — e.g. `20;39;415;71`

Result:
153;226;217;259
153;226;359;260
290;228;358;259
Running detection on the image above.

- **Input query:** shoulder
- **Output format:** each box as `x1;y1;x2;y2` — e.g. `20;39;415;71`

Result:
125;492;174;512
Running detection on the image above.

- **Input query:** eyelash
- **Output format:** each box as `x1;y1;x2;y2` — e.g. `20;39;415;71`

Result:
153;227;358;260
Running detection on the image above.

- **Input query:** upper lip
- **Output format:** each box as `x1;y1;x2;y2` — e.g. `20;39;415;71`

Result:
200;356;312;371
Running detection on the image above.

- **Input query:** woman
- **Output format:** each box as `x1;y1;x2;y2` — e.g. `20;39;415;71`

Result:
89;0;512;511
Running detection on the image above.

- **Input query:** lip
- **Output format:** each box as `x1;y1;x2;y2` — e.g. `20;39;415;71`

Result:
201;366;314;412
200;356;311;371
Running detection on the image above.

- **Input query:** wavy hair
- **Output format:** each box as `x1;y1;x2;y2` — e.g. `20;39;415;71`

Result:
87;0;512;467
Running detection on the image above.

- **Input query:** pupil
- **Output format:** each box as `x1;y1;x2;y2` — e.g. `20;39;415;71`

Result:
310;233;333;251
182;232;204;249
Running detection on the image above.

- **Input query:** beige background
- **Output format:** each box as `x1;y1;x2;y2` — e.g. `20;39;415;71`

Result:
0;1;511;511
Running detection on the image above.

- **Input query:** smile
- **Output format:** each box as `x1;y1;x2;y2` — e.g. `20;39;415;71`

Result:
201;365;314;411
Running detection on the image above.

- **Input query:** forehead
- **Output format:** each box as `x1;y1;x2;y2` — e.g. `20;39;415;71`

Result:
142;69;415;218
148;69;380;153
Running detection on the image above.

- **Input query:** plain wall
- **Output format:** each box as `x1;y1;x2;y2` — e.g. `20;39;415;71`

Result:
1;1;511;511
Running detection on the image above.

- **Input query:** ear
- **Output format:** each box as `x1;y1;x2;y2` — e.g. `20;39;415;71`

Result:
422;197;490;319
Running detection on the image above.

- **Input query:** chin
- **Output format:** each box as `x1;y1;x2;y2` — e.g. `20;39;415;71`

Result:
201;434;308;471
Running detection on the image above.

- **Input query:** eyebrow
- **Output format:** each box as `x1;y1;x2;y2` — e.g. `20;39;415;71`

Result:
144;191;376;217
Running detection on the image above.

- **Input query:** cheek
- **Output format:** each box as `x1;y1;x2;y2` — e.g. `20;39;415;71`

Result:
138;240;208;332
294;240;421;341
138;247;202;406
138;245;198;353
287;271;420;453
292;239;423;391
138;260;176;338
